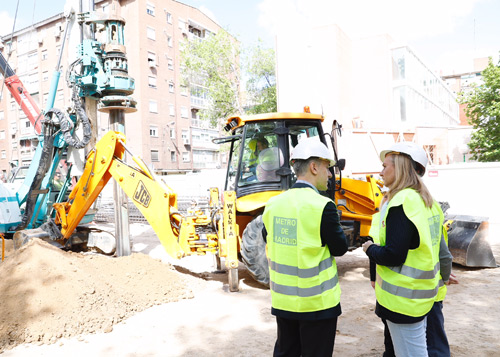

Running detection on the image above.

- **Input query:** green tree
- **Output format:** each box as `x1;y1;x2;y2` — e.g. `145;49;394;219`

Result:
181;30;277;126
458;57;500;161
244;40;277;114
180;29;242;126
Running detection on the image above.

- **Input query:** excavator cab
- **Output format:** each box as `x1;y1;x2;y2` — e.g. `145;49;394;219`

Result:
221;113;330;213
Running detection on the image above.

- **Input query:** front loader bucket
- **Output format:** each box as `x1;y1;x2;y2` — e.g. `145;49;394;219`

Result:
446;215;497;268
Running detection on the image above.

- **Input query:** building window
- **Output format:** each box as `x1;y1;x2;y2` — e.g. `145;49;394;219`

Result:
147;51;156;67
169;82;174;93
41;50;48;61
167;35;173;47
24;72;39;93
169;128;175;139
147;26;156;40
42;71;49;82
0;131;5;140
149;100;158;113
28;52;38;68
146;2;155;16
0;112;3;120
166;12;172;24
189;26;202;38
148;76;157;88
170;151;176;162
1;151;5;159
169;104;175;116
151;150;159;162
182;152;190;162
181;130;190;145
181;106;188;118
150;126;158;137
180;85;188;96
167;58;174;70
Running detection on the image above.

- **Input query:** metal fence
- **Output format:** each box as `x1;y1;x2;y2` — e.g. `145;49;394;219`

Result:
93;194;210;224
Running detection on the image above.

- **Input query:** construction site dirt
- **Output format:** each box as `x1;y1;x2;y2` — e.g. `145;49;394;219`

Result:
0;221;499;357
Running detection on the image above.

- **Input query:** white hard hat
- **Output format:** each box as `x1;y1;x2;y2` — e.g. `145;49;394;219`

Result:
290;138;335;167
380;141;428;176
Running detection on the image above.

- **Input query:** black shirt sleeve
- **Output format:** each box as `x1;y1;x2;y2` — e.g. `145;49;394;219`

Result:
366;205;419;266
321;201;348;256
370;258;376;282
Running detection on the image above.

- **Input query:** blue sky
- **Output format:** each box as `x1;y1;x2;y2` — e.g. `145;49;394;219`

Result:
1;0;499;75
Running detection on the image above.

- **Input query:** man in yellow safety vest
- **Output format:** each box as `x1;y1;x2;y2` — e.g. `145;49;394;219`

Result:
263;137;348;356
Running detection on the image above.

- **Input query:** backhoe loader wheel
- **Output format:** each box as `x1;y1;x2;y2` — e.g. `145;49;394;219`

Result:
241;215;269;287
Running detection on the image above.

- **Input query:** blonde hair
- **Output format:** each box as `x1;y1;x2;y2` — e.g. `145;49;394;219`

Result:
385;154;434;208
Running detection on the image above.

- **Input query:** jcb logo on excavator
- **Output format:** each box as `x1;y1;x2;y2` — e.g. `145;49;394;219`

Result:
134;181;151;208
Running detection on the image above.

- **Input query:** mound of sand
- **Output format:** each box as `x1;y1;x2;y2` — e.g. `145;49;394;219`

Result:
0;238;193;350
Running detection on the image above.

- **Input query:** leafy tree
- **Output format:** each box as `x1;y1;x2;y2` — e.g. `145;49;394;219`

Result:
458;57;500;161
180;29;243;126
244;40;277;114
181;30;277;126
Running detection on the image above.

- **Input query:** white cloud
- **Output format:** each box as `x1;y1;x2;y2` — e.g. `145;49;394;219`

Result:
257;0;481;41
258;0;495;73
0;11;16;37
198;6;218;24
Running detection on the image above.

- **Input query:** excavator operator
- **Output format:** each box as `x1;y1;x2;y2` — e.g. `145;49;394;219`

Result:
242;136;269;182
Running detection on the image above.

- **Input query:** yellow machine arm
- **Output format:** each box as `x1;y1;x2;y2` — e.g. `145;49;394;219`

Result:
52;131;238;264
335;174;384;237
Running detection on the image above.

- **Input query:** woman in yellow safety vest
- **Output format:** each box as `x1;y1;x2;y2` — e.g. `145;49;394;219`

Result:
362;142;452;357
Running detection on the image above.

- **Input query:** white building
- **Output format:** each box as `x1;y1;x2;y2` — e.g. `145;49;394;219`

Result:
276;24;465;175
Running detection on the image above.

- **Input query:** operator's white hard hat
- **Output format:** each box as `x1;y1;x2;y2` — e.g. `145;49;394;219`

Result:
290;138;335;167
380;141;428;176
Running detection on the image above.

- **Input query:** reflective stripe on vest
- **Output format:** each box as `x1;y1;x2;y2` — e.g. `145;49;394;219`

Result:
375;189;442;317
263;187;341;313
376;273;444;299
271;272;339;297
387;261;440;280
269;256;334;279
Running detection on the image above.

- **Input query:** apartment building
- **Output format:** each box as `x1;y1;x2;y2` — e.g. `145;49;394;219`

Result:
0;0;225;176
0;15;71;175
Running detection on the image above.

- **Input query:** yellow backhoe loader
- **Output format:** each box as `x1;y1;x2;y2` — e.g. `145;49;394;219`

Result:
13;110;496;292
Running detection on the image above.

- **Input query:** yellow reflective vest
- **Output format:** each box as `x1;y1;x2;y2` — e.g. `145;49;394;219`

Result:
373;188;442;317
263;187;341;313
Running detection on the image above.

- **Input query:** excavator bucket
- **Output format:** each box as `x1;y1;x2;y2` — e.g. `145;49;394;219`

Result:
446;215;497;268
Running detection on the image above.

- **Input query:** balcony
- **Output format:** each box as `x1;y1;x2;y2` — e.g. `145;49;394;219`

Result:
190;96;206;109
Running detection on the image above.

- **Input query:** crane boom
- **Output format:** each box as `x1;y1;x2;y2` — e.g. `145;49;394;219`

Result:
0;51;42;134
